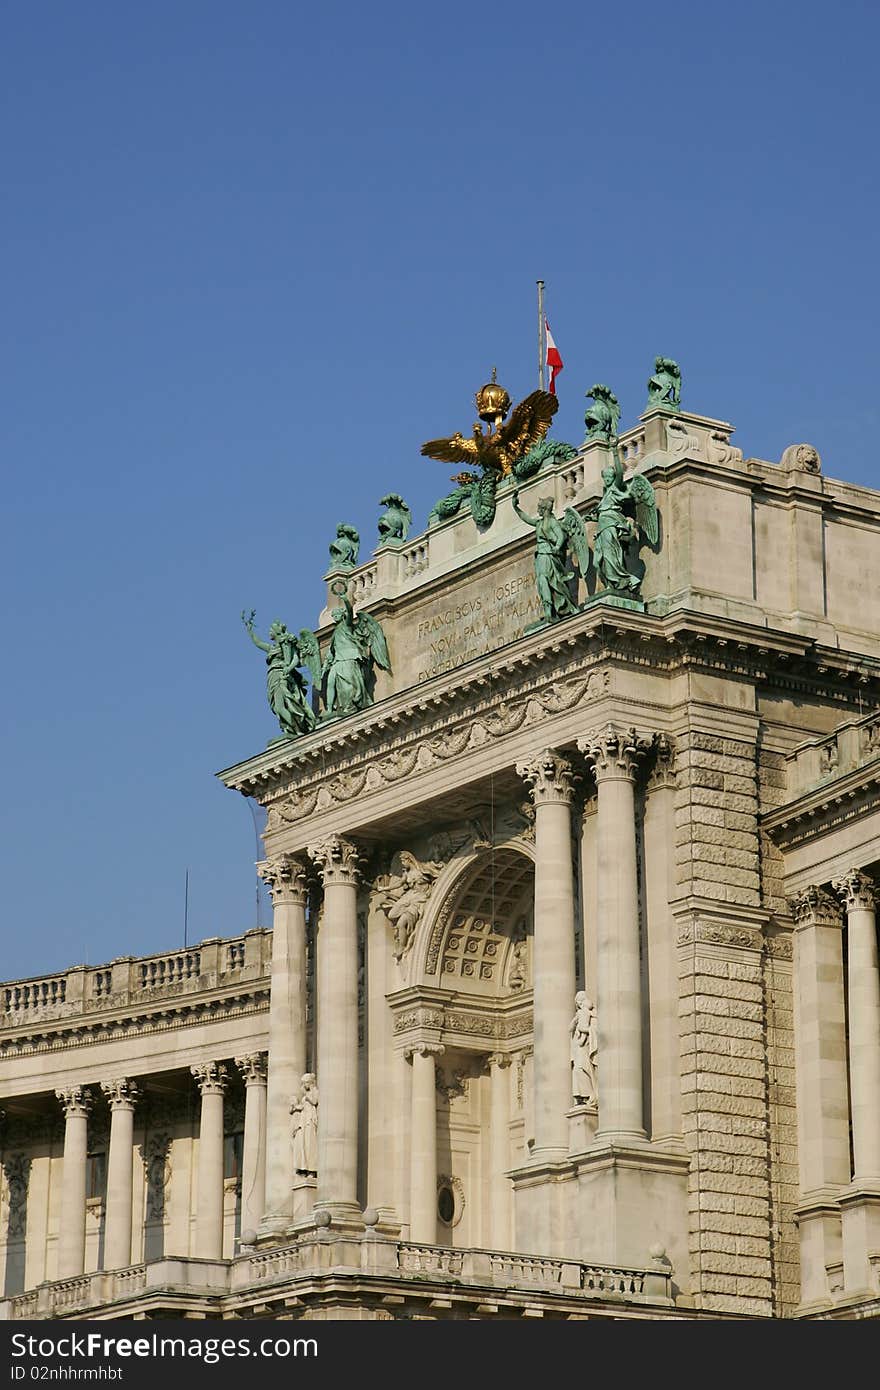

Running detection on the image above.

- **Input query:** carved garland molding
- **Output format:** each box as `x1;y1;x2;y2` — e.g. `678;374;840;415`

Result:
393;1007;532;1041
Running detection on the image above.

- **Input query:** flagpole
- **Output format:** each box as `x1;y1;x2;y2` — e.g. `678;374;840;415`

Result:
537;280;545;391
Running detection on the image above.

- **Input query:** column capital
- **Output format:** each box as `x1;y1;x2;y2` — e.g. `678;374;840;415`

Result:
257;854;308;904
487;1052;512;1070
789;885;844;929
191;1062;229;1096
578;723;653;782
56;1086;93;1119
235;1052;268;1086
405;1042;445;1062
307;834;361;886
100;1078;140;1111
833;869;876;912
516;748;575;805
646;733;677;791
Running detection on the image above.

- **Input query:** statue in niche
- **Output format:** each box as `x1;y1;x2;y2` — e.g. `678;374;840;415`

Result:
646;356;682;411
584;459;658;596
291;1074;319;1175
321;586;391;718
376;850;444;961
570;991;598;1105
584;384;621;442
508;919;529;992
328;523;360;570
377;494;412;544
512;490;590;623
242;610;319;739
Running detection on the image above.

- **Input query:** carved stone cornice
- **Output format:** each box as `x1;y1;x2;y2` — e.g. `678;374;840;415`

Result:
788;886;843;930
516;749;575;806
100;1078;140;1111
235;1052;268;1085
833;869;877;913
257;855;308;905
307;834;361;887
56;1085;93;1119
191;1061;229;1096
763;764;880;848
579;723;653;783
404;1042;445;1062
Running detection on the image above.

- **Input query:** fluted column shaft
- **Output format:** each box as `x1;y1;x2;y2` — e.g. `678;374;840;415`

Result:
191;1063;227;1259
308;834;360;1213
488;1053;512;1249
407;1043;443;1243
834;870;880;1179
55;1087;92;1279
516;749;576;1159
580;725;649;1141
236;1054;268;1238
100;1080;139;1270
257;855;308;1221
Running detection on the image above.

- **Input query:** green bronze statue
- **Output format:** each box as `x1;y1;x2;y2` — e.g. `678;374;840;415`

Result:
646;357;681;411
584;385;621;442
584;460;658;596
328;523;360;570
322;589;391;719
242;610;319;739
512;490;590;624
377;494;412;544
511;437;578;481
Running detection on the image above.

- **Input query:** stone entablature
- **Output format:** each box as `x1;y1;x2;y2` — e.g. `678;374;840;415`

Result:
0;930;271;1029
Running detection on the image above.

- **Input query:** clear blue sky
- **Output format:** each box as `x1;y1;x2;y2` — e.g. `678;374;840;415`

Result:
2;2;878;980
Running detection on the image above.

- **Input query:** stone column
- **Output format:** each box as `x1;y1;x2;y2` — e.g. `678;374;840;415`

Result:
488;1053;512;1249
308;834;361;1216
579;724;651;1142
100;1079;139;1271
257;854;309;1225
642;736;680;1143
191;1063;228;1259
788;886;849;1305
55;1086;93;1279
516;749;576;1160
406;1043;444;1243
833;870;880;1179
235;1054;268;1240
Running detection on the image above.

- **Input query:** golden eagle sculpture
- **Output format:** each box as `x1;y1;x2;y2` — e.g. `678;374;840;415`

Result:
421;372;559;478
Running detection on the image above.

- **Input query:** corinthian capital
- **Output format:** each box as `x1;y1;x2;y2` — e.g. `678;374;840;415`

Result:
257;854;308;904
788;885;843;929
307;834;361;886
516;749;574;805
404;1043;445;1062
100;1079;140;1111
578;723;652;782
832;869;876;913
235;1052;268;1085
56;1086;93;1119
191;1062;228;1096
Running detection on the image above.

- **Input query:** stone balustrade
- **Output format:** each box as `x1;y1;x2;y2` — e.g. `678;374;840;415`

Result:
0;930;272;1027
785;710;880;797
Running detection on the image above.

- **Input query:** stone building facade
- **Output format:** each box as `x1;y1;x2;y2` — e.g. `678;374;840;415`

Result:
1;402;879;1321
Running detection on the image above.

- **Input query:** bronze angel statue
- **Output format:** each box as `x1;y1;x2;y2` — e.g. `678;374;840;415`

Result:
585;460;659;596
512;490;590;624
321;587;391;718
242;610;320;739
422;373;558;529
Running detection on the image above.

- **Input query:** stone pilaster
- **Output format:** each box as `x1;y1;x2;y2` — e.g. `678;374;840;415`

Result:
643;736;681;1143
516;749;576;1159
235;1053;268;1240
55;1086;93;1279
308;834;361;1216
488;1053;512;1249
191;1062;228;1259
405;1043;444;1244
787;887;848;1308
832;869;880;1295
579;724;651;1141
100;1079;139;1271
257;854;308;1226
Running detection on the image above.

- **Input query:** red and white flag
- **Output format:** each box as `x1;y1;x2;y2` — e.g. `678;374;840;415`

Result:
545;318;563;394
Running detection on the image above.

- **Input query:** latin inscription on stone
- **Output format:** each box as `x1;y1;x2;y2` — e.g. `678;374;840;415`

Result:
409;567;542;683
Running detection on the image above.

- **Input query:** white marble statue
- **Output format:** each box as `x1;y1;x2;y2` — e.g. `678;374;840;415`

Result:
570;991;598;1105
291;1073;319;1175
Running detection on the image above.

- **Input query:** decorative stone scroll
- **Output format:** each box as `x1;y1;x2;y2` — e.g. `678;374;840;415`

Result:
307;834;360;886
